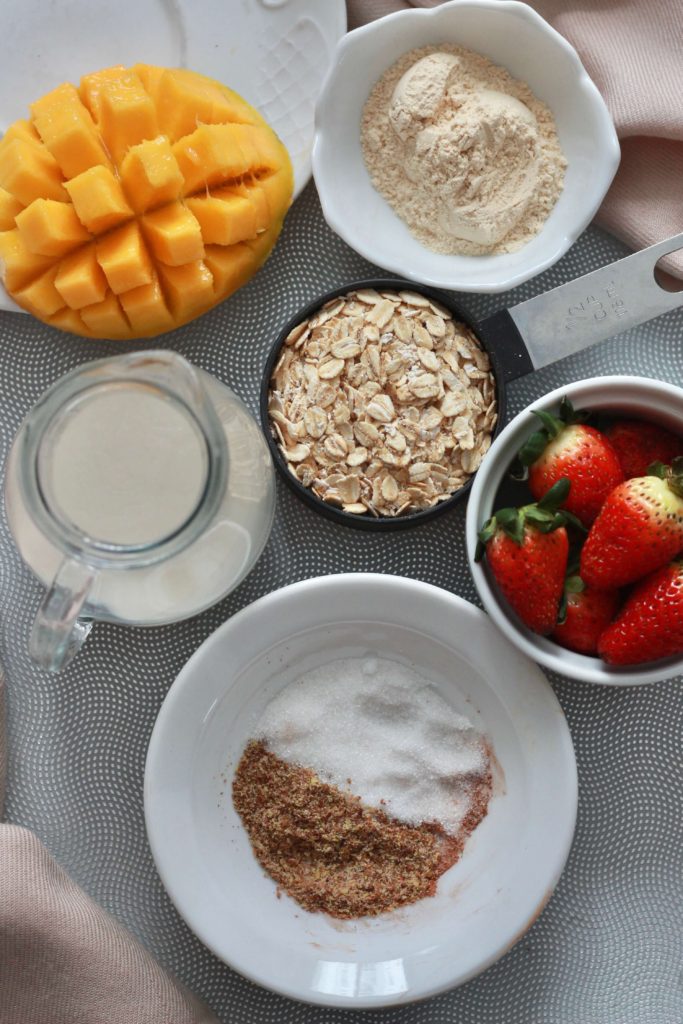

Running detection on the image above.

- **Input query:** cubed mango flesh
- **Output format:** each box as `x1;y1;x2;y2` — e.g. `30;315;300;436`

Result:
172;124;256;194
96;221;153;294
0;187;23;230
184;191;257;246
94;70;158;166
16;198;91;256
157;260;214;320
142;202;204;266
0;64;293;338
31;83;111;178
203;242;257;297
48;307;92;335
0;121;43;159
0;229;55;289
228;181;270;232
80;291;130;339
65;165;133;234
142;66;256;141
15;266;66;317
55;244;108;308
78;65;129;122
0;138;68;206
119;136;183;213
259;168;293;219
119;276;174;335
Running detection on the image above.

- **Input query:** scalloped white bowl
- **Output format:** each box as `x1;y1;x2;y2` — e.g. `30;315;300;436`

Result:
312;0;620;293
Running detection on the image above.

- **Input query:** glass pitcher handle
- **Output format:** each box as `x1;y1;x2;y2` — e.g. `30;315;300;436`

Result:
29;559;96;673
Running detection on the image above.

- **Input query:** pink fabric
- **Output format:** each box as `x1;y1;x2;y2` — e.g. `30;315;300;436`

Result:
0;673;217;1023
347;0;683;276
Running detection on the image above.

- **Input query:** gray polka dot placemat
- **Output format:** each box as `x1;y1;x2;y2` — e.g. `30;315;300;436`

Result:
1;184;682;1023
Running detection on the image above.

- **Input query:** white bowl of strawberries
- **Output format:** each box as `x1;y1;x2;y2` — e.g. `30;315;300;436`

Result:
466;376;683;685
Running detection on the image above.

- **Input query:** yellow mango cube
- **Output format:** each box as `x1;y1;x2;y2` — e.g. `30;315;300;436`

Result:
172;124;253;194
229;181;269;232
16;198;91;256
142;202;204;265
120;136;183;213
0;187;23;230
96;221;153;294
230;125;261;171
0;120;42;160
145;66;255;141
31;83;111;178
65;166;133;234
245;221;282;268
95;70;158;165
0;229;54;289
48;307;91;335
0;138;67;206
157;260;214;321
203;243;256;297
130;64;165;98
54;243;108;308
78;65;128;121
250;125;288;174
119;276;174;336
259;167;294;220
80;291;130;339
15;266;66;316
185;190;257;246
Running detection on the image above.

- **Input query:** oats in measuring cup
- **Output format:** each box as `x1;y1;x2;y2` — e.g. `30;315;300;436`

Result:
268;289;497;517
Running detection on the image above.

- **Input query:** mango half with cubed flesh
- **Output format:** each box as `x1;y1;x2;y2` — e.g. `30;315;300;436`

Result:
0;65;293;338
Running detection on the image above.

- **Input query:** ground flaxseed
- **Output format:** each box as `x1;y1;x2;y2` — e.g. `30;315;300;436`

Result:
232;740;491;919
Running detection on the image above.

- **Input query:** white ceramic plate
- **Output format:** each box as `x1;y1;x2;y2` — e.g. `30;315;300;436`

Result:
145;574;577;1008
313;0;620;292
0;0;346;313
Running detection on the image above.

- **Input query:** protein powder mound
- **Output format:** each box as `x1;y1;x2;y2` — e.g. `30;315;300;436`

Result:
361;45;567;256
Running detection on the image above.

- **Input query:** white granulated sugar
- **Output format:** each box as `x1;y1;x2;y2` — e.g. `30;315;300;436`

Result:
257;656;488;835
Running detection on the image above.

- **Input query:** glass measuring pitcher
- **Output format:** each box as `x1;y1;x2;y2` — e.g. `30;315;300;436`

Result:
4;350;275;672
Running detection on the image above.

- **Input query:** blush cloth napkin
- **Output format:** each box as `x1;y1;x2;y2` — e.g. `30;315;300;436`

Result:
0;673;218;1024
347;0;683;278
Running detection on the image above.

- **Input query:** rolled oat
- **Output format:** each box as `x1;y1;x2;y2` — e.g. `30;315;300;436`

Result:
269;290;497;517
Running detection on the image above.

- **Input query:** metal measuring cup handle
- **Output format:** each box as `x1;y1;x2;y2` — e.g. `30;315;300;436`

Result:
478;231;683;382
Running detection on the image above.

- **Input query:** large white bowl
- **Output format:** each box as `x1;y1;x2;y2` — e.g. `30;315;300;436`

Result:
466;377;683;686
312;0;620;293
145;573;577;1008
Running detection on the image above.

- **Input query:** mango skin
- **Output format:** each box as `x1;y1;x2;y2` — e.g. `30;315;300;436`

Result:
0;65;293;339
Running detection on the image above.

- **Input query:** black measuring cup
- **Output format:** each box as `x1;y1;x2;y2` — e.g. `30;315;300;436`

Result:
261;232;683;530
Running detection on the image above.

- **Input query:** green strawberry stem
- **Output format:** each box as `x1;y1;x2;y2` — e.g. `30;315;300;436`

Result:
648;457;683;498
556;572;586;626
565;575;585;594
475;477;579;562
518;397;584;467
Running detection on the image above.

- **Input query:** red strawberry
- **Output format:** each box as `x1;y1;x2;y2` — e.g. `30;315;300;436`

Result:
551;575;620;655
518;397;623;526
605;418;682;479
598;560;683;665
476;480;572;634
580;459;683;589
